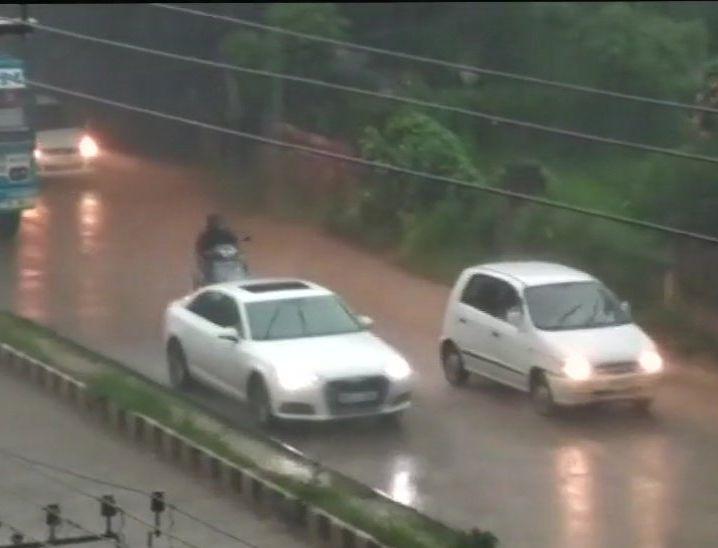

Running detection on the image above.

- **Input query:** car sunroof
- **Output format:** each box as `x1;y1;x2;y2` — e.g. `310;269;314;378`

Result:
241;281;310;293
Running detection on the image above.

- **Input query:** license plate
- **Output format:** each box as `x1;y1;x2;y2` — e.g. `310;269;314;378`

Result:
337;391;378;404
607;379;632;390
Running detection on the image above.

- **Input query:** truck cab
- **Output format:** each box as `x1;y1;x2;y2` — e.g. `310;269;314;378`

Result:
0;54;38;238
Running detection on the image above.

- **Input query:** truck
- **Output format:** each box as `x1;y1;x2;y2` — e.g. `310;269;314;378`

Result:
0;53;38;238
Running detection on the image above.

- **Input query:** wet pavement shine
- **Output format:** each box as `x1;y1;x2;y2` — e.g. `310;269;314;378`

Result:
1;153;718;547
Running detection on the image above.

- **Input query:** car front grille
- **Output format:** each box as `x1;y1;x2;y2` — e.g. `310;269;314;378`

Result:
324;375;389;415
595;361;639;375
44;147;78;155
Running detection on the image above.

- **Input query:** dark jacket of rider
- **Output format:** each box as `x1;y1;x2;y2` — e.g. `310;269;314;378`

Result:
195;214;239;257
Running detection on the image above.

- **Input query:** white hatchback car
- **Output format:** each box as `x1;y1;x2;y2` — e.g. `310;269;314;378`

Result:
440;262;663;415
164;279;412;425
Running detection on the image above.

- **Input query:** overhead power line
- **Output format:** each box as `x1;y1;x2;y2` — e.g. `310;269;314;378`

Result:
150;3;718;116
0;448;202;548
26;78;718;246
0;448;260;548
25;19;718;166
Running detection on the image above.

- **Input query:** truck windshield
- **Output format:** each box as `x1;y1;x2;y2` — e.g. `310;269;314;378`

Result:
525;281;631;331
0;88;26;129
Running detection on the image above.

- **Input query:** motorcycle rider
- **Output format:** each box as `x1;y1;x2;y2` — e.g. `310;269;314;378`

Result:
195;214;244;284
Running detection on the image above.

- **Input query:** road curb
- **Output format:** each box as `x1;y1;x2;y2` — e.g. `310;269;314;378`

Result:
0;343;387;548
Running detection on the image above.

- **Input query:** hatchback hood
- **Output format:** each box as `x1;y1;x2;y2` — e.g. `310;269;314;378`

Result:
251;331;404;379
538;323;653;364
37;128;83;149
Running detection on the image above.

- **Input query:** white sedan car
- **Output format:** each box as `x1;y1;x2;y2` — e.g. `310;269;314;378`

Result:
164;279;412;425
32;94;99;177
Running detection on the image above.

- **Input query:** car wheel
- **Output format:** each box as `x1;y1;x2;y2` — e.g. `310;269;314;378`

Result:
167;342;191;390
531;373;558;416
249;379;275;428
442;345;469;386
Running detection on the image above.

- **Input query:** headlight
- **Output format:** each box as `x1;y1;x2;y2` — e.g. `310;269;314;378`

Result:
386;359;412;381
79;135;99;159
277;368;319;391
34;148;43;160
639;349;663;373
563;355;592;381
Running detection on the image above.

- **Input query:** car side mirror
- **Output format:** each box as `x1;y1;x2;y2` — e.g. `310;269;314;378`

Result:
506;308;524;329
357;315;374;329
218;327;240;343
620;301;632;317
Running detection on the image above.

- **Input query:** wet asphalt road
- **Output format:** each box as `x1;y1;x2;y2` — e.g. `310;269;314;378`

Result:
2;154;718;547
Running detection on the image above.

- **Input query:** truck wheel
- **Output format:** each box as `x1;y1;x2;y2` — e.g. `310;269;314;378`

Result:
0;212;21;238
531;373;558;416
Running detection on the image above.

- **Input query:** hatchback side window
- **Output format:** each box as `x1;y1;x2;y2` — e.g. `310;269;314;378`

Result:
461;274;520;322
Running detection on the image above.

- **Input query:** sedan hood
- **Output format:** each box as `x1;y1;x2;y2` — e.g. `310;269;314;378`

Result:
37;128;83;149
251;331;404;379
538;323;653;364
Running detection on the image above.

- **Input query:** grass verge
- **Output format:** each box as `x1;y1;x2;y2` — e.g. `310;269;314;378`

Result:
0;311;497;548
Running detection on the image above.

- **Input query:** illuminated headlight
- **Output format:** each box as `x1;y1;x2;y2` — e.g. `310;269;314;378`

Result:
386;359;412;381
33;148;43;161
639;349;663;373
563;355;592;381
79;135;99;159
277;368;319;391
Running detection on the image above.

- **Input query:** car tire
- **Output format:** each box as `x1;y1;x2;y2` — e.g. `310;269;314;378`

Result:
249;379;275;428
442;345;469;387
531;373;558;416
167;341;192;390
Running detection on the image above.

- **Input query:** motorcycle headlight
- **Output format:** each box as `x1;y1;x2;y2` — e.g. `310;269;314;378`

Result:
639;349;663;374
563;355;592;381
277;368;319;391
386;358;412;381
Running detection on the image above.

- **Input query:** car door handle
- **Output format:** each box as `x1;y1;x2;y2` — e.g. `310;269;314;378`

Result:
491;330;500;338
458;317;468;324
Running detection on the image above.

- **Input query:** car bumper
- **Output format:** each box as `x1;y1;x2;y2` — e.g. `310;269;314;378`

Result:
549;372;662;405
37;158;94;177
271;378;412;421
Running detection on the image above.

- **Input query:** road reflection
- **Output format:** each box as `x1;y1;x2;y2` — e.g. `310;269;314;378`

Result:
14;201;50;322
387;455;419;507
555;444;598;548
630;437;672;548
76;190;108;337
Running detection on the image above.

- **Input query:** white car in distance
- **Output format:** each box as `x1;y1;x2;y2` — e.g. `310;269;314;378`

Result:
32;94;99;177
164;279;412;426
440;262;663;415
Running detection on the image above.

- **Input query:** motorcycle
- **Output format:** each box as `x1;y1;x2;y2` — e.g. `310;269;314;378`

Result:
193;238;250;289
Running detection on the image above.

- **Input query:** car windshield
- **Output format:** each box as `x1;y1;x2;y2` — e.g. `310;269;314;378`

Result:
33;104;76;130
525;281;631;331
247;295;363;341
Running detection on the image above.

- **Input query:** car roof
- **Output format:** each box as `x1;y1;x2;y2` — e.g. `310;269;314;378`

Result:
468;261;595;287
203;278;333;302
